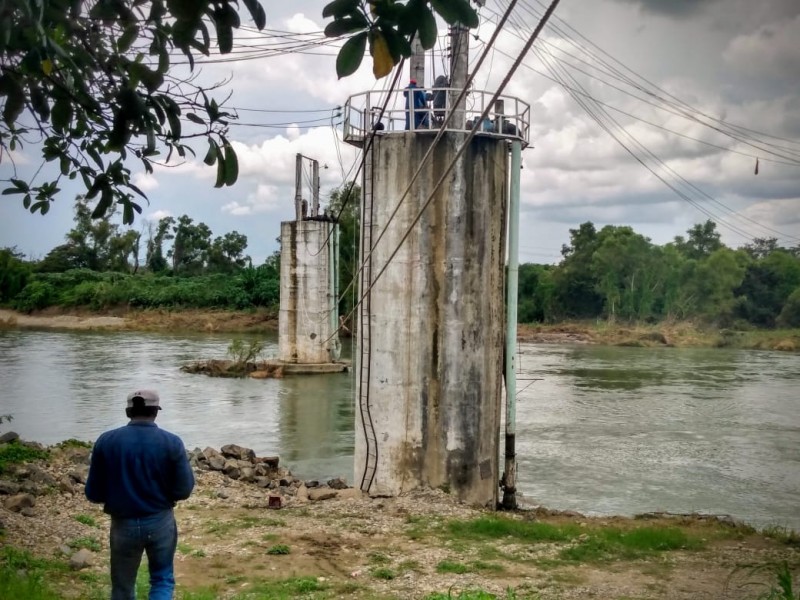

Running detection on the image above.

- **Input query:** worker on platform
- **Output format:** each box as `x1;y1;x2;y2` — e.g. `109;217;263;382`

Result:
404;79;430;130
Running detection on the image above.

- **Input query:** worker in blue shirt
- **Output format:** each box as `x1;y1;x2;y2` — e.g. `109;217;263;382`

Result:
404;79;430;130
86;389;194;600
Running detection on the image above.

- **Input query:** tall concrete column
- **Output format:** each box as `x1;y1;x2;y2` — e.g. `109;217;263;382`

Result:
279;221;336;364
355;132;508;507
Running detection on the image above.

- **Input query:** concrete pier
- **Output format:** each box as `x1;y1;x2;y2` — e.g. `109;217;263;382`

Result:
278;220;339;364
354;132;508;507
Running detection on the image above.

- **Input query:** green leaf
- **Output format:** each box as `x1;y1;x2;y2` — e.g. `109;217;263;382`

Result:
91;187;114;218
1;188;27;195
204;138;219;166
22;194;31;209
324;15;369;37
243;0;267;29
10;179;30;192
214;146;226;188
336;31;367;79
322;0;360;19
380;26;412;62
186;113;205;125
430;0;479;27
418;5;437;49
118;24;138;53
51;96;73;133
223;141;238;186
123;202;134;225
216;23;233;54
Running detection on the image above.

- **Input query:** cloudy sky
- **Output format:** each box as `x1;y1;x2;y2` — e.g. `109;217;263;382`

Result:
1;0;799;264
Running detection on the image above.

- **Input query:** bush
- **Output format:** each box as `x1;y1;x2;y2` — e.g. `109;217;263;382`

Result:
0;441;48;474
12;281;56;313
777;288;800;328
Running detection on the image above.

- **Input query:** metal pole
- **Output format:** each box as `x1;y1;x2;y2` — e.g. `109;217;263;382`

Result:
502;140;521;510
328;221;340;360
312;160;320;217
294;153;302;222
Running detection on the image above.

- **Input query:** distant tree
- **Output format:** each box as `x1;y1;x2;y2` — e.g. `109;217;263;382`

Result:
742;237;780;260
674;220;723;260
146;216;175;273
735;250;800;327
552;222;604;319
208;231;249;273
329;182;361;319
517;263;555;323
0;247;31;303
683;247;748;323
777;288;800;328
168;215;211;274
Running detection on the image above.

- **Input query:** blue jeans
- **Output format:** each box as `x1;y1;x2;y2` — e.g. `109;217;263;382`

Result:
110;509;177;600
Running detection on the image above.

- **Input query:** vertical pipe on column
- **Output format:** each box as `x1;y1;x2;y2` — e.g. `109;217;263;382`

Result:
312;160;320;217
295;153;303;222
502;140;521;510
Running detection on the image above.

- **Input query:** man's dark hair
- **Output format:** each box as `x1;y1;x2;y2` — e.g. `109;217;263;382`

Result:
126;397;159;419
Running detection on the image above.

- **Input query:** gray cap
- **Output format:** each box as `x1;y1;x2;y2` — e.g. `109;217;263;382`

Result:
126;389;162;410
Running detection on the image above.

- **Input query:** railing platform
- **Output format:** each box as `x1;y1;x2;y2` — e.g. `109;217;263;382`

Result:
342;87;531;149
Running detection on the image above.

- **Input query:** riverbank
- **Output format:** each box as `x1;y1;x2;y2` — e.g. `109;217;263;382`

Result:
2;307;799;351
1;438;798;600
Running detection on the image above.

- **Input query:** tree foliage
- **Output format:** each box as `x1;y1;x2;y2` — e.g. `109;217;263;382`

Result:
323;0;478;78
0;0;267;221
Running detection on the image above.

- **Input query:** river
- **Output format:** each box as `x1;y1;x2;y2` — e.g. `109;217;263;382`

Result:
1;329;797;529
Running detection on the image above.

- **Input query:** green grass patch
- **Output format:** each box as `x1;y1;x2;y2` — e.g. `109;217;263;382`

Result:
68;536;102;553
559;526;704;562
370;567;396;580
265;545;290;555
446;516;581;543
55;439;92;449
424;589;524;599
206;516;285;536
762;526;800;549
437;560;469;574
74;514;98;527
0;441;48;474
368;551;391;565
228;576;326;599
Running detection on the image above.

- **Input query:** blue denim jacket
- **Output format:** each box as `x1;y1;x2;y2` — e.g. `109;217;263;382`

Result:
85;421;194;518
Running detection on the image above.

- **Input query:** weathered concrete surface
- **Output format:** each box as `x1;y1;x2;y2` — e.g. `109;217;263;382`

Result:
355;132;507;508
278;221;337;364
260;359;350;374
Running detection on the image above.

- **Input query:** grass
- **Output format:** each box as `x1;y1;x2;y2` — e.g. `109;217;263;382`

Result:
424;589;529;599
444;516;705;563
437;560;469;574
370;567;396;580
762;526;800;549
558;526;704;562
68;536;102;552
0;547;73;600
0;440;48;474
74;514;99;527
206;516;285;536
265;544;290;555
227;576;326;599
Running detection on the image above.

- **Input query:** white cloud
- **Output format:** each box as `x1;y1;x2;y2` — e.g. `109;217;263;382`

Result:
132;172;159;192
149;209;172;220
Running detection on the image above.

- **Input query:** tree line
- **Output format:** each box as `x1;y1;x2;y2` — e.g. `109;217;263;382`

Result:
0;197;280;313
518;221;800;328
2;193;799;330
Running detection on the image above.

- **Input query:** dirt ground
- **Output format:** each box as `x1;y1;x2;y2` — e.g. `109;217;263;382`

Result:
2;448;798;600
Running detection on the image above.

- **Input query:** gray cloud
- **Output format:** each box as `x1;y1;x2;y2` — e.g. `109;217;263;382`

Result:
614;0;719;18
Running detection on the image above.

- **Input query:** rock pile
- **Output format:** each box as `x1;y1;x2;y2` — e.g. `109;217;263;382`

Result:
188;444;356;504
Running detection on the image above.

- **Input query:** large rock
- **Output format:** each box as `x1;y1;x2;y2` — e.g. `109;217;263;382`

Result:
239;466;256;483
69;549;95;570
222;460;241;480
308;488;337;502
207;455;226;471
59;476;76;495
4;493;35;512
0;480;21;495
220;444;255;461
27;464;57;486
68;467;89;484
0;431;20;444
327;477;349;490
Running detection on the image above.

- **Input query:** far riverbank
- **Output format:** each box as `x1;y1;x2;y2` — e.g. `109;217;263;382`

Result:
1;307;799;351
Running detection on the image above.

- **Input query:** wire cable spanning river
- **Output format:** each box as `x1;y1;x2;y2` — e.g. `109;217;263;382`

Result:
1;329;797;530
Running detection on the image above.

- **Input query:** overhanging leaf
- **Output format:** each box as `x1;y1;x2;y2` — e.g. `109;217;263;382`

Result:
418;5;437;49
223;141;238;186
322;0;360;18
371;31;394;79
336;31;367;79
324;15;369;38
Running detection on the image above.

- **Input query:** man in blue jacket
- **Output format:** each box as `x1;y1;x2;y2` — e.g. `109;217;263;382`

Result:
86;389;195;600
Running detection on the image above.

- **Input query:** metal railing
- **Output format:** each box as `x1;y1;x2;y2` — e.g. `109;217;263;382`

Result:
343;87;531;148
